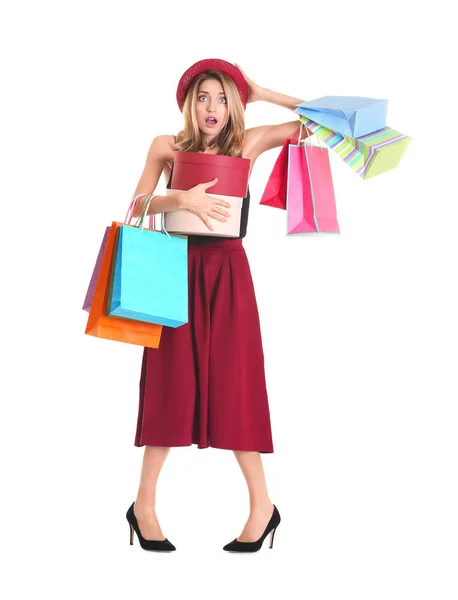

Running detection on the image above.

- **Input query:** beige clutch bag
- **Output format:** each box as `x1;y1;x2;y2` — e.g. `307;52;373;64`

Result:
164;189;244;237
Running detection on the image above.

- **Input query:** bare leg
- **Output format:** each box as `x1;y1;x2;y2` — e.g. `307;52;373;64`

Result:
232;450;275;542
134;445;171;541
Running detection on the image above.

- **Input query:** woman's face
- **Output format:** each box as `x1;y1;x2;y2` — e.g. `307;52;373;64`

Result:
194;78;228;140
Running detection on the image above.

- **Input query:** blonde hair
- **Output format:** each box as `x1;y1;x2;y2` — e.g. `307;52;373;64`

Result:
173;70;246;157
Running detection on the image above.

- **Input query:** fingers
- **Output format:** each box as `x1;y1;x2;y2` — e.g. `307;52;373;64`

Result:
212;198;231;220
215;198;231;209
199;210;228;230
201;177;218;190
206;198;232;224
211;206;231;220
209;210;228;223
199;213;214;231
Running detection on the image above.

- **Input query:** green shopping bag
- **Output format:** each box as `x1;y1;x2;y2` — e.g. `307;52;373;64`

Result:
299;116;412;180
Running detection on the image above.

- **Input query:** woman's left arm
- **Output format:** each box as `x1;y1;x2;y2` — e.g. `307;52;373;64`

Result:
236;64;311;154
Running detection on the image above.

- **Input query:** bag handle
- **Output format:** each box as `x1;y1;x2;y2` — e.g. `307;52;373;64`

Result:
124;193;164;230
137;194;171;238
291;125;301;143
124;193;154;226
298;120;326;152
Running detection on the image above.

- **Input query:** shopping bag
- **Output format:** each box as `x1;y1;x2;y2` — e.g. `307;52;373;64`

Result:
85;221;163;348
286;142;340;236
106;222;188;328
82;193;152;312
300;116;412;180
259;126;300;210
82;226;110;312
294;96;388;138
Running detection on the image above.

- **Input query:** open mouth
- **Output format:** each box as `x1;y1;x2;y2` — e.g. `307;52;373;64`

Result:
205;117;218;126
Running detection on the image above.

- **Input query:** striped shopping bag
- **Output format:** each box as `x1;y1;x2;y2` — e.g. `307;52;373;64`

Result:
299;116;412;180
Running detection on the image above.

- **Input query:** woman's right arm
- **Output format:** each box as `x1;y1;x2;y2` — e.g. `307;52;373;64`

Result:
130;134;231;230
130;135;185;219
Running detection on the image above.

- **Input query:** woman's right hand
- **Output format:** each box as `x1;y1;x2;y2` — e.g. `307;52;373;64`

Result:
180;178;231;232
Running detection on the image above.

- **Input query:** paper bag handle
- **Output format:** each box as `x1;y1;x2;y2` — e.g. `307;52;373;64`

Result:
137;194;171;238
299;120;326;152
124;193;156;228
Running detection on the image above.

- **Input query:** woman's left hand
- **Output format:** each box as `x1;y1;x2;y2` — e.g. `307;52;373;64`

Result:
235;63;264;104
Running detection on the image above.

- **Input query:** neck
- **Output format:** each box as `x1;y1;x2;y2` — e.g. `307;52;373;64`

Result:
203;132;219;145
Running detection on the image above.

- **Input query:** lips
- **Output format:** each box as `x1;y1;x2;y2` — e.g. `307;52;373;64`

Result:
205;117;217;124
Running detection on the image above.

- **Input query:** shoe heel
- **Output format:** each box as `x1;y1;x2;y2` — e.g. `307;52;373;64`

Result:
269;527;277;549
126;502;176;552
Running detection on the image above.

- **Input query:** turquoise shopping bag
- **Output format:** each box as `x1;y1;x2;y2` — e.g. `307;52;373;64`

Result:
294;96;388;138
107;215;188;328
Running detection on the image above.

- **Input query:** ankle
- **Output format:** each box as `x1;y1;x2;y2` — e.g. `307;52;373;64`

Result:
134;501;157;517
250;499;274;515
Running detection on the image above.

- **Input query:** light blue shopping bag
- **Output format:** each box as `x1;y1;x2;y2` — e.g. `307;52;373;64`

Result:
107;211;188;328
294;96;388;138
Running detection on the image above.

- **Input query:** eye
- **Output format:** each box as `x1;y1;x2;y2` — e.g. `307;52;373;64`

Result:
220;97;227;103
198;95;207;101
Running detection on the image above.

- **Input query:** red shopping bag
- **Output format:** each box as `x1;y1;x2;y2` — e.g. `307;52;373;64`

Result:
259;127;300;210
286;142;340;235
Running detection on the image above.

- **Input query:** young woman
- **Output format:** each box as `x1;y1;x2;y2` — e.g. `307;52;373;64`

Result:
125;58;308;553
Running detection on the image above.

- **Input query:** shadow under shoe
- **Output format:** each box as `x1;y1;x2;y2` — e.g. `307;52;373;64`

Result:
223;504;281;553
126;502;176;552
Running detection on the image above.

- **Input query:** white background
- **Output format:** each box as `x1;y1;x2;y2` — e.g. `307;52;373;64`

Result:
1;0;456;598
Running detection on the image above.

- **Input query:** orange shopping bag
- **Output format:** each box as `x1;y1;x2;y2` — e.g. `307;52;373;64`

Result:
85;220;163;348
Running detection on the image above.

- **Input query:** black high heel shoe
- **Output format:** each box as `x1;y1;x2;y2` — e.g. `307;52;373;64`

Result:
126;502;176;552
222;504;281;552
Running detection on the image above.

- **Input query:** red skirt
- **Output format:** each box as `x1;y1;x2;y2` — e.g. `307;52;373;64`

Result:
134;237;274;453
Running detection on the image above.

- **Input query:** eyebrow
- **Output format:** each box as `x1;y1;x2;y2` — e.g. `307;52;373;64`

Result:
198;90;226;95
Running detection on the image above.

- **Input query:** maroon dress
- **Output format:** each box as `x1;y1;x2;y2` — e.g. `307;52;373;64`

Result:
134;160;274;453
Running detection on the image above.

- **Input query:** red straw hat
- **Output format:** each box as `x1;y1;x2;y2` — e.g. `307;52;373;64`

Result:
176;58;248;112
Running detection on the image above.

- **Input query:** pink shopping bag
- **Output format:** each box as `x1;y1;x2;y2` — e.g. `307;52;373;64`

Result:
286;143;340;236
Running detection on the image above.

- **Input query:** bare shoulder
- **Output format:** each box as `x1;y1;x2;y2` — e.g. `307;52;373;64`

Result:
138;135;176;186
162;134;177;168
149;134;175;160
165;133;176;150
142;134;173;165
